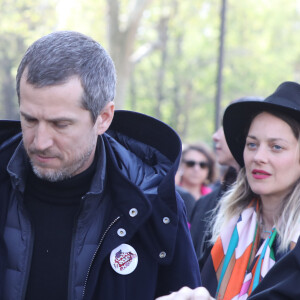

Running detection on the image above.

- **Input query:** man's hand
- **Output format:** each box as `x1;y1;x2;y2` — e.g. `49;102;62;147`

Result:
156;286;215;300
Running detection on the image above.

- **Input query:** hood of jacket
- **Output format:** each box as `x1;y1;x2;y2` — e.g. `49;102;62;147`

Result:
106;110;181;201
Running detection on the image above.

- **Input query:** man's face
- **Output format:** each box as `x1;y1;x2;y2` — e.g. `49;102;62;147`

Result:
19;75;99;181
213;126;238;169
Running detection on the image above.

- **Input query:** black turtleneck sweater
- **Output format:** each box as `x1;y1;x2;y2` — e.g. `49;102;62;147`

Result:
24;159;96;300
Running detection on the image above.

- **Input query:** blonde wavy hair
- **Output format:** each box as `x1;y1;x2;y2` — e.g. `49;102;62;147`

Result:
210;110;300;253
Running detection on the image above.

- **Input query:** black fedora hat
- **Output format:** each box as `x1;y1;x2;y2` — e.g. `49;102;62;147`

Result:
223;81;300;167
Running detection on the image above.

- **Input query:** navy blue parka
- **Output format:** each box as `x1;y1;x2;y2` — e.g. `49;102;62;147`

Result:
0;110;201;300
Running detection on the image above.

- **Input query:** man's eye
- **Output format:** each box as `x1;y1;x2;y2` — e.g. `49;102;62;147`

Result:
55;122;69;128
25;118;36;124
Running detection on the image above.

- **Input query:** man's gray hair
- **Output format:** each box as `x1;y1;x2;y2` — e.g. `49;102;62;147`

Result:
16;31;116;122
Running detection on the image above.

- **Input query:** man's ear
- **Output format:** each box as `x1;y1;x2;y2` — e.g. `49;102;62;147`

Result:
95;101;115;135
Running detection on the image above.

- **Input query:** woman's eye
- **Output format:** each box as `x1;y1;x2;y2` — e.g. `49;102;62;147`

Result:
246;142;257;149
272;144;282;151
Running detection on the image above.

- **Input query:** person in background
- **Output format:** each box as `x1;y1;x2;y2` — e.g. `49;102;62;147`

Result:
0;31;201;300
177;144;217;201
176;184;196;223
156;81;300;300
190;125;240;263
176;143;217;222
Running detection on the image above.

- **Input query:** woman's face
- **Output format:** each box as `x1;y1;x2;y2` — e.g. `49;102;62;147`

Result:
181;149;210;186
243;112;300;201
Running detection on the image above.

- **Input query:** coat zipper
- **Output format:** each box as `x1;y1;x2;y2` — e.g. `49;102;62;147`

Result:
20;196;35;300
68;195;86;300
82;216;121;299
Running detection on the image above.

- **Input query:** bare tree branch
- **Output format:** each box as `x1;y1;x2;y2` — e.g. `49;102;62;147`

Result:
126;0;153;33
106;0;155;109
106;0;121;47
130;41;160;64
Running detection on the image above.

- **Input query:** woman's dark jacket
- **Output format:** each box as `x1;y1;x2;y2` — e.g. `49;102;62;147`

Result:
248;236;300;300
175;186;195;222
0;110;201;300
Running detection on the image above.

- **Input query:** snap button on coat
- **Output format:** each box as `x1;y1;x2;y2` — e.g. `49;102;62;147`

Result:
129;208;138;217
117;228;126;237
163;217;170;224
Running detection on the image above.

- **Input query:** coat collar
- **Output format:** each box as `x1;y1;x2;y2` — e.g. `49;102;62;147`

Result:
107;110;182;212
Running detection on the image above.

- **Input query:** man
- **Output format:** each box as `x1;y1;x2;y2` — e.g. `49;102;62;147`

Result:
0;31;200;300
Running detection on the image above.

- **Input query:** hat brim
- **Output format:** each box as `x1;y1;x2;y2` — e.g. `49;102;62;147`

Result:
223;100;300;167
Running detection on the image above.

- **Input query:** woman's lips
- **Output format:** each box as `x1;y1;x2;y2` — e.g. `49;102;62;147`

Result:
252;169;271;179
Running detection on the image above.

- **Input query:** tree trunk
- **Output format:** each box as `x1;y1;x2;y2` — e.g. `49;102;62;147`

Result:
170;34;183;134
181;83;194;140
1;59;16;119
214;0;227;130
107;0;154;109
154;16;169;119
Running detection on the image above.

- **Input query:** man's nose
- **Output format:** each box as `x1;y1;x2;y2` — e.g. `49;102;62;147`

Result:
212;127;222;142
212;132;218;142
33;124;53;151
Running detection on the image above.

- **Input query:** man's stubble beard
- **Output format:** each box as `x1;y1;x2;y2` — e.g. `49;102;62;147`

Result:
28;135;98;182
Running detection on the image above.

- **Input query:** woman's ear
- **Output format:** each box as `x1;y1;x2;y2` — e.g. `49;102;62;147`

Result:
95;101;115;135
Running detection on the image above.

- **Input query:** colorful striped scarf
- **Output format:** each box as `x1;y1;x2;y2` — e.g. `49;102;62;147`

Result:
201;198;298;300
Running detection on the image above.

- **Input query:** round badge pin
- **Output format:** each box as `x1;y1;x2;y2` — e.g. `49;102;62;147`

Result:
110;243;138;275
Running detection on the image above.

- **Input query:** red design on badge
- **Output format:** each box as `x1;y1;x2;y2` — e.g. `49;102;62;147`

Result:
113;249;137;271
110;244;138;275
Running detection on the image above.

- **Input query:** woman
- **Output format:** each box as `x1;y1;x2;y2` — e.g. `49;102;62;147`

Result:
157;81;300;300
177;144;217;200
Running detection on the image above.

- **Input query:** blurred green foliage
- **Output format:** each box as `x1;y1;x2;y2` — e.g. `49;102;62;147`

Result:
0;0;300;147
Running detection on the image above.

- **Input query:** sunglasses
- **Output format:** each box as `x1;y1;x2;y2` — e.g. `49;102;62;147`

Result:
183;160;209;169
